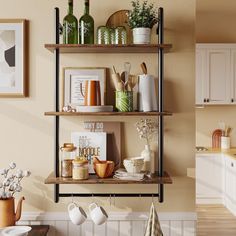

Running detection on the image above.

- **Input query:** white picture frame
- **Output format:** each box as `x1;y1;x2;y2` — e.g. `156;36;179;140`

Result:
63;67;106;108
0;19;28;97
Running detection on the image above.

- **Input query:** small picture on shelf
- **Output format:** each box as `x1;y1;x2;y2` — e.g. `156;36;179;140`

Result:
63;67;107;108
71;132;107;173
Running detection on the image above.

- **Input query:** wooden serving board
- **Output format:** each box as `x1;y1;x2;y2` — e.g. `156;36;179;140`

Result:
106;10;132;44
212;129;222;148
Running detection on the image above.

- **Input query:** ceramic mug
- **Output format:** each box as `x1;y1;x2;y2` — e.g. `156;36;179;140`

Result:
68;202;87;225
80;80;101;106
89;203;108;225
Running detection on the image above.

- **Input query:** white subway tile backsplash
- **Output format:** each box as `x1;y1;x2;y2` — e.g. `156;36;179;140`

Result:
19;212;196;236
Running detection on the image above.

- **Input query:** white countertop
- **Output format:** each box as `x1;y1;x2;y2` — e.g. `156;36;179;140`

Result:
196;147;236;160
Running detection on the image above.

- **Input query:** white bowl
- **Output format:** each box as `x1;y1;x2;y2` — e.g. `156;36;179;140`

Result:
123;157;144;173
2;226;32;236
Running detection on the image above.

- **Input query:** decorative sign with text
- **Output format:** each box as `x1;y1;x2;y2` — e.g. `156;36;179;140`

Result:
71;132;107;173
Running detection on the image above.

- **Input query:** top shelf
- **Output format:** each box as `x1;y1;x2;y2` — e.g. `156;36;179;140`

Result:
44;44;172;54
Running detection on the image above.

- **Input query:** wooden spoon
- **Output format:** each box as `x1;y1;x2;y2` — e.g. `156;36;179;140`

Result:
140;62;147;74
128;75;138;91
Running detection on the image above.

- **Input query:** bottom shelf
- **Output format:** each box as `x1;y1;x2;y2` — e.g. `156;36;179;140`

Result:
45;171;172;185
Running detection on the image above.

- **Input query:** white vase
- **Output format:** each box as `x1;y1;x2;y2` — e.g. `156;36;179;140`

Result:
141;145;154;173
132;28;151;44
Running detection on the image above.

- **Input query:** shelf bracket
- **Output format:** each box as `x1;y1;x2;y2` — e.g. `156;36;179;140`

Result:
157;7;164;203
54;7;60;203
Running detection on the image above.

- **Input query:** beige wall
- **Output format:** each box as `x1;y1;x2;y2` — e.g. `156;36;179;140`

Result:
197;0;236;43
196;0;236;147
0;0;195;212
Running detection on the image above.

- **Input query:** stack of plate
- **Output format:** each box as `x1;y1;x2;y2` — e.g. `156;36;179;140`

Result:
113;169;145;181
76;105;113;112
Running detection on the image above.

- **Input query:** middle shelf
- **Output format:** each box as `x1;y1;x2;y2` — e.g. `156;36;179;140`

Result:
45;171;172;185
44;111;173;117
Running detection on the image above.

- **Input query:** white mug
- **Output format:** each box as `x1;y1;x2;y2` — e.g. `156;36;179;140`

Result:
138;74;158;112
89;203;108;225
68;202;87;225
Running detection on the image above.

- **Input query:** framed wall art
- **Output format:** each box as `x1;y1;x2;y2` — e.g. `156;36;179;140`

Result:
0;19;29;97
63;67;106;108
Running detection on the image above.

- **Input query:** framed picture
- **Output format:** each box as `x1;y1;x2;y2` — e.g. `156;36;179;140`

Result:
0;19;28;97
71;131;107;173
63;67;106;108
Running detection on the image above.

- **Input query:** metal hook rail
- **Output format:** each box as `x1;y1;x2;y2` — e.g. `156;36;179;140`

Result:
59;193;159;198
52;7;165;203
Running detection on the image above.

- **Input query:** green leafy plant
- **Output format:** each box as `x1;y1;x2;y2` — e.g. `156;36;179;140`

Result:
127;0;158;29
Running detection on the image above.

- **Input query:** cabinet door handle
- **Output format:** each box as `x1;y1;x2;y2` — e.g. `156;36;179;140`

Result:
232;98;234;103
231;162;234;167
204;98;206;103
207;98;210;102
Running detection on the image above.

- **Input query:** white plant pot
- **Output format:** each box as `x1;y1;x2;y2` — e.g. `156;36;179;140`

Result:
132;28;151;44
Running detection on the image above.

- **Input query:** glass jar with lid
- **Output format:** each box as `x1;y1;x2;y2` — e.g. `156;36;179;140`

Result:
72;158;89;180
60;143;76;178
97;26;110;44
115;26;127;45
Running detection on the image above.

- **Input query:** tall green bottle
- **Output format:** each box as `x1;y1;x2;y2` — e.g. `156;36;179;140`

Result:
63;0;78;44
79;0;94;44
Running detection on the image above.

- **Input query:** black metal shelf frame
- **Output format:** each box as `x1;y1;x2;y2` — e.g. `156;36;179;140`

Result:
52;7;166;203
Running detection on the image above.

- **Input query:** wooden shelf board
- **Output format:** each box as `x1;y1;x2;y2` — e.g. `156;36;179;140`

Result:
44;111;172;116
45;172;172;185
44;44;172;53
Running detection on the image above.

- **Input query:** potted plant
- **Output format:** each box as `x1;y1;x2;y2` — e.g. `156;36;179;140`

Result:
127;0;158;44
0;162;31;227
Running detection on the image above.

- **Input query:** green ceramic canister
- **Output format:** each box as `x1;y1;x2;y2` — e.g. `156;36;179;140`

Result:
115;91;133;112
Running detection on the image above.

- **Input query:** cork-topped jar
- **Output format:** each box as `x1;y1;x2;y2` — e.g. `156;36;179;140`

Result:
72;158;89;180
60;143;76;178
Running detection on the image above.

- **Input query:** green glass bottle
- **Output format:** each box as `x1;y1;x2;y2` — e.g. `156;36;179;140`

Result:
63;0;78;44
79;0;94;44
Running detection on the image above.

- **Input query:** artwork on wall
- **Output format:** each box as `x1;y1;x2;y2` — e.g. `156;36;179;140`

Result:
0;19;28;97
71;131;107;173
63;67;106;108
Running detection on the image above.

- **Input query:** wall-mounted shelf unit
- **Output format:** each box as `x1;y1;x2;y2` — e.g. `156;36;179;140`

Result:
44;7;172;203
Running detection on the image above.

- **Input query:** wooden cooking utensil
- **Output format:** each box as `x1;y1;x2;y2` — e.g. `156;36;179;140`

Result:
141;62;148;74
106;10;132;44
121;71;126;86
128;75;138;91
111;73;121;91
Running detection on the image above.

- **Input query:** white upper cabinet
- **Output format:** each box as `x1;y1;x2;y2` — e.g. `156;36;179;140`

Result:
231;49;236;103
196;44;234;105
196;49;206;105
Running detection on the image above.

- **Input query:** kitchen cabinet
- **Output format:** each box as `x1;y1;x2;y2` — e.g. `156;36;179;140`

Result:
230;49;236;103
196;153;223;204
196;44;231;105
224;156;236;215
